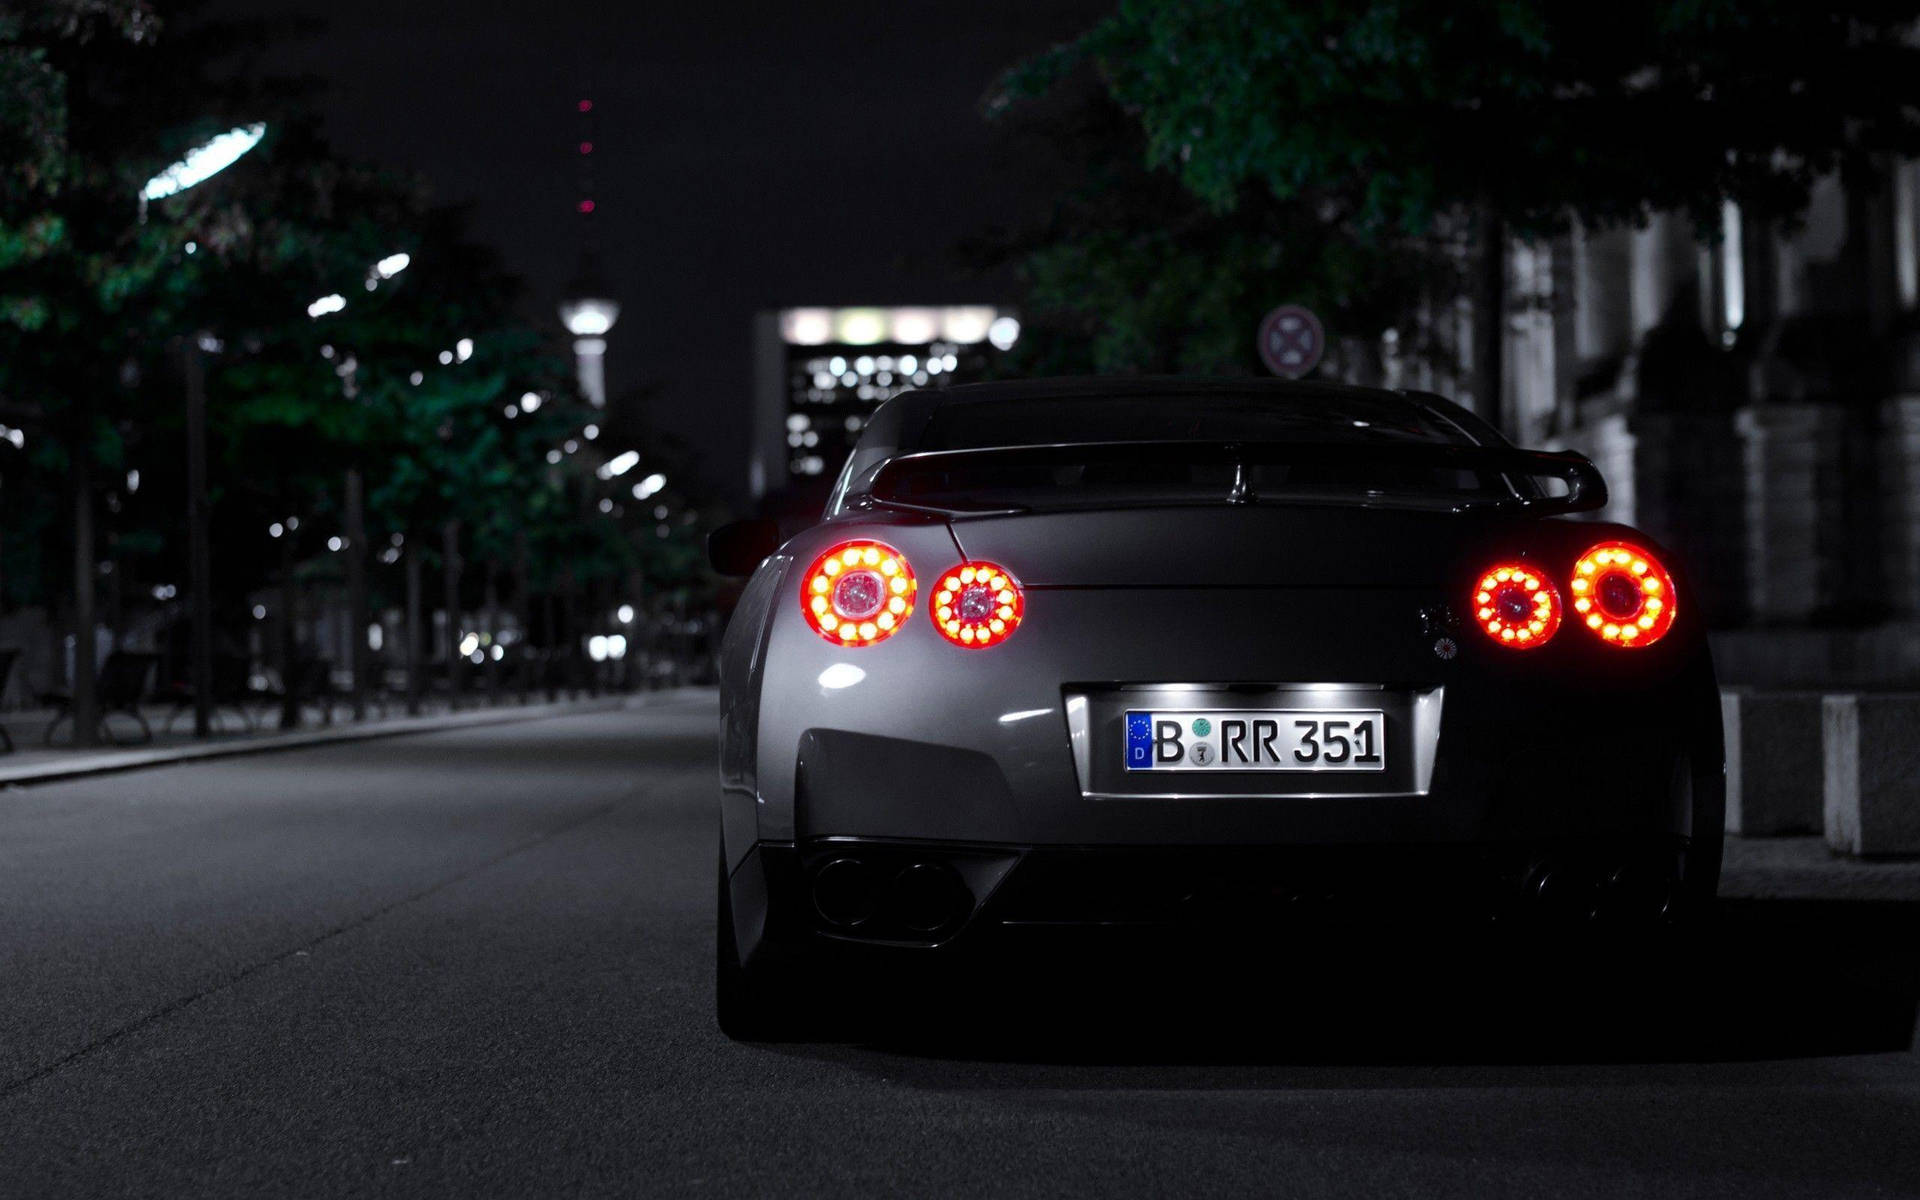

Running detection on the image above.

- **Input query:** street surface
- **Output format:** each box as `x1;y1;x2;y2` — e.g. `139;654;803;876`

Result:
1;694;1917;1197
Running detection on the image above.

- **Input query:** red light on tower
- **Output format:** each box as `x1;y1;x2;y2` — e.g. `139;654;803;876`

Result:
578;199;595;214
578;99;592;112
580;141;593;155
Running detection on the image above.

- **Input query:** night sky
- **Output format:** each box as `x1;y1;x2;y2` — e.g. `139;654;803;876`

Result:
201;0;1109;498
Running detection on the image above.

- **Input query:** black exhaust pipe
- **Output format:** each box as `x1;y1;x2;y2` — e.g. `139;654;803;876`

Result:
888;862;974;934
812;857;881;927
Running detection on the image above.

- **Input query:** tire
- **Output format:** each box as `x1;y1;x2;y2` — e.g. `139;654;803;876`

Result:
715;845;806;1042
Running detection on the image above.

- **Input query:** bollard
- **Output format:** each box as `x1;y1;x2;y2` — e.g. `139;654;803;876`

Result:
1823;693;1920;857
1720;689;1825;836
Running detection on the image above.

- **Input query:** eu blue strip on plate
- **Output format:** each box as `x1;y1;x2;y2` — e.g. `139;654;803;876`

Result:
1125;711;1153;769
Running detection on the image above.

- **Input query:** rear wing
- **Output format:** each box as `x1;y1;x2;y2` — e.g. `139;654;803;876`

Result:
865;439;1608;516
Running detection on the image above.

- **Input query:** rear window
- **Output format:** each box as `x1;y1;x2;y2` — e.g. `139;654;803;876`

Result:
916;393;1468;451
826;386;1493;517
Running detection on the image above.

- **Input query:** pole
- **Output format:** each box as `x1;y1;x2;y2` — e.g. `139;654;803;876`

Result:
405;540;423;716
70;424;98;748
442;520;463;708
278;527;299;730
345;467;368;721
185;340;212;739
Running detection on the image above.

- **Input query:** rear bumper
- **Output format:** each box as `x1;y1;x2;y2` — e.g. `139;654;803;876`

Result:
727;832;1704;969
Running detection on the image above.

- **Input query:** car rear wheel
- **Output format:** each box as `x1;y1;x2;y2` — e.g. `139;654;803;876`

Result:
715;844;807;1042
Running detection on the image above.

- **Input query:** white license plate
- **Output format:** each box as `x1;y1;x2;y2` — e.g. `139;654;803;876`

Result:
1123;710;1387;772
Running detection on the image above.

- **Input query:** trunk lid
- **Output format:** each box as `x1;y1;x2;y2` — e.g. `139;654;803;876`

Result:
947;505;1495;588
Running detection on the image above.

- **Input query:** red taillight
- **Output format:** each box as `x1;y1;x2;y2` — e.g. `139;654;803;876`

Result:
1570;541;1675;648
932;561;1024;648
800;540;916;646
1472;562;1561;650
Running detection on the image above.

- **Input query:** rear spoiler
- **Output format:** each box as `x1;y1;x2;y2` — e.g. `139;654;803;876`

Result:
866;440;1608;516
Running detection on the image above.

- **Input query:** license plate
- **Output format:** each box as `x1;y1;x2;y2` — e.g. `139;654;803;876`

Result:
1123;710;1387;772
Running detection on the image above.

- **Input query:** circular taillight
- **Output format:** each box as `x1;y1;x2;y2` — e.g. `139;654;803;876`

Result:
1472;562;1561;650
800;540;915;646
932;561;1024;648
1571;541;1675;648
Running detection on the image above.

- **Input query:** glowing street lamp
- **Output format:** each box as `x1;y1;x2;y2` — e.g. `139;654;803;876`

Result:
139;123;266;216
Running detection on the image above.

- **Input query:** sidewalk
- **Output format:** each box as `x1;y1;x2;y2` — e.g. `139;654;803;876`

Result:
0;687;716;789
1720;835;1920;902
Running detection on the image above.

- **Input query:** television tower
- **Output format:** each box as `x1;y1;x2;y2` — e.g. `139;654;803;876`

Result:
558;89;619;409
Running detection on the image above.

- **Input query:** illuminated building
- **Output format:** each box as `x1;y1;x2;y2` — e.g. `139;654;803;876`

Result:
749;305;1021;499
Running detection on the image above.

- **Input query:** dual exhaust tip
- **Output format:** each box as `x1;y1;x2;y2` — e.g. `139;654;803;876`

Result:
1519;856;1679;923
812;856;974;935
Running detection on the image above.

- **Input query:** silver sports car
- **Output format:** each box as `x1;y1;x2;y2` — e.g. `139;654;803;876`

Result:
708;377;1723;1039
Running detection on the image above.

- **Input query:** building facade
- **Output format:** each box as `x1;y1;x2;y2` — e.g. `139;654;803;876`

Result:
748;305;1021;514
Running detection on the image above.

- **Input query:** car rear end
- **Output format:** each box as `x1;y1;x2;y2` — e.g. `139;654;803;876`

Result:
718;382;1723;978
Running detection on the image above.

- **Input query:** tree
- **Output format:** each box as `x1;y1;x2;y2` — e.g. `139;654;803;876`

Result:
997;1;1920;422
971;92;1459;377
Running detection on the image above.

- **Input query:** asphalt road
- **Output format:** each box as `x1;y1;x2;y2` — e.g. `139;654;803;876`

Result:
2;694;1918;1197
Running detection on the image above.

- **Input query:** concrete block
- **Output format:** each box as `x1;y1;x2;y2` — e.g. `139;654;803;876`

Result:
1823;694;1920;857
1722;690;1825;836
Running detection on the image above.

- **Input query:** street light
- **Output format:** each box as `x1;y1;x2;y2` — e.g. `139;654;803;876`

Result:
597;449;640;480
124;122;266;745
139;123;266;209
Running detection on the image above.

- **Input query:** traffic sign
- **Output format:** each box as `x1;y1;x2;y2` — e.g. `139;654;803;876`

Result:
1257;305;1324;378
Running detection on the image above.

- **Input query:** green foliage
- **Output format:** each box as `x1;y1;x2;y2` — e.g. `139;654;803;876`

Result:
1000;0;1920;238
0;1;715;625
977;86;1459;376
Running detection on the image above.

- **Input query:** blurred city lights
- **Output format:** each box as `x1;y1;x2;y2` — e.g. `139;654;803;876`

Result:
459;633;479;657
409;371;424;386
781;308;832;345
588;635;609;662
375;252;411;279
438;350;453;365
455;337;474;363
598;449;640;479
368;624;384;652
268;522;284;538
183;241;197;255
616;604;635;623
607;634;627;659
521;392;543;412
987;315;1021;351
583;424;599;440
125;469;140;492
327;536;344;552
252;605;267;620
307;293;346;319
140;123;266;202
546;449;562;464
939;306;992;343
836;309;887;345
504;404;518;418
632;472;666;500
598;498;614;513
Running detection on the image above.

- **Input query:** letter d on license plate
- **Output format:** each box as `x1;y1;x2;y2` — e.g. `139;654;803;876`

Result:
1124;710;1386;772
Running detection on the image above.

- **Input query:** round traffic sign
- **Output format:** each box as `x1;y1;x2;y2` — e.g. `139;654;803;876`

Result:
1257;305;1324;378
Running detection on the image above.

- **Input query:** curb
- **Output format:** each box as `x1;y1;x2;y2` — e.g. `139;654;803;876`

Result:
0;687;716;790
